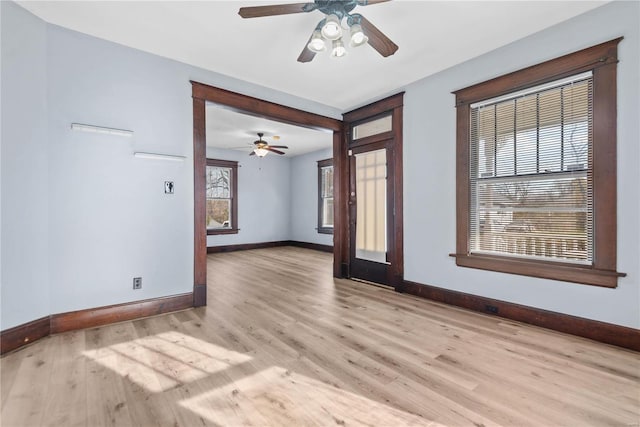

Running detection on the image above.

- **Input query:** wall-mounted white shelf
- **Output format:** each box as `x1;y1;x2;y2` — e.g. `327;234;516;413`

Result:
71;123;133;137
133;152;186;162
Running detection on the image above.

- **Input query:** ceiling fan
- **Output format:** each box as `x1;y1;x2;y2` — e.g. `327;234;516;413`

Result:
250;133;289;157
238;0;398;62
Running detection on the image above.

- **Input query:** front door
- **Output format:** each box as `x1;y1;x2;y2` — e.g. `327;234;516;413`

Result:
349;140;395;285
343;93;404;290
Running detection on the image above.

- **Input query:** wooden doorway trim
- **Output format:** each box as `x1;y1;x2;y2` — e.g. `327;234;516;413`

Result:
190;82;344;306
342;93;404;290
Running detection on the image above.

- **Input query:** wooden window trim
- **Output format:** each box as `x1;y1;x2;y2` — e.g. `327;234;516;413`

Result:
452;38;625;288
317;158;334;234
206;158;239;235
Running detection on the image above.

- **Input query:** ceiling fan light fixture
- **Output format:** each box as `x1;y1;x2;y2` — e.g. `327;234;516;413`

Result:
307;30;326;52
321;14;342;40
238;1;397;63
331;39;347;58
349;23;368;47
254;148;269;157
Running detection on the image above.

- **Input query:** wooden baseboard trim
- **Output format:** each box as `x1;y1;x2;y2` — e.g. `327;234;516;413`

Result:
403;280;640;352
51;293;194;334
207;241;290;253
208;240;333;254
1;316;50;355
287;241;333;253
2;293;193;355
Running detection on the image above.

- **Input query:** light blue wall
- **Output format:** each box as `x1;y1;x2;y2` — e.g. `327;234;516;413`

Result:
45;21;195;314
1;1;340;329
205;147;292;246
1;2;50;330
203;146;334;248
402;1;639;328
290;148;334;246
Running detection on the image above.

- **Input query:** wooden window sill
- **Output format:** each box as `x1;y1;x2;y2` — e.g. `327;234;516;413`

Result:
207;228;239;235
449;253;625;288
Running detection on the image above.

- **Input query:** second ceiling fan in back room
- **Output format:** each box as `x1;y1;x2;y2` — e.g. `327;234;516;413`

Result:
250;133;289;157
238;0;398;62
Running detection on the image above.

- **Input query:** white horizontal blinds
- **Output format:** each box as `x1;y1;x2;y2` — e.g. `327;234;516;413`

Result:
469;73;593;264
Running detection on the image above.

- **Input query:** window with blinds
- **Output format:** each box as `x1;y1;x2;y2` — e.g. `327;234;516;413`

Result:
469;72;593;264
317;158;334;234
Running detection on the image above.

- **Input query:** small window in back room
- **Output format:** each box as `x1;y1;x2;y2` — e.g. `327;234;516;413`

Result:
318;158;333;234
206;159;238;235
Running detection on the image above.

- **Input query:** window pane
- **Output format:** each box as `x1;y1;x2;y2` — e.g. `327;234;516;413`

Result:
206;167;231;198
206;164;233;230
470;73;593;264
352;114;392;140
495;101;515;176
322;166;333;197
476;107;496;177
323;198;334;227
206;199;231;229
514;96;537;175
318;163;334;231
563;82;590;170
473;174;590;262
355;149;387;263
538;88;563;172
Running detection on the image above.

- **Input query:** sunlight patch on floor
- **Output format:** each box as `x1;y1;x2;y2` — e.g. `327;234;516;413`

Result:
82;331;252;393
179;366;444;426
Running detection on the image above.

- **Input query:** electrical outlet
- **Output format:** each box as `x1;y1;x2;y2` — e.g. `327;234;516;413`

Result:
133;277;142;290
165;181;174;194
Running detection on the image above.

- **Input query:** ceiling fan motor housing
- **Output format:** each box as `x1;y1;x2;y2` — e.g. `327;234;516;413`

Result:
254;132;267;147
315;0;359;19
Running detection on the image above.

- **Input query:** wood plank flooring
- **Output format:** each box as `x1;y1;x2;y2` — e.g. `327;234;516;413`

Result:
2;246;639;426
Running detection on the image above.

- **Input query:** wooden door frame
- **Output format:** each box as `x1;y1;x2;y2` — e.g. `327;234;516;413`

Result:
191;81;344;306
342;93;404;290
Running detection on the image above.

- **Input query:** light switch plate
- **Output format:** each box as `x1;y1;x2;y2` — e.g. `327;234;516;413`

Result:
164;181;174;194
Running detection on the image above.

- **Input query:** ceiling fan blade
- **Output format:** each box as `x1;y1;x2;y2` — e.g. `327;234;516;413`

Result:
239;3;312;18
268;145;289;149
357;0;391;5
266;147;285;155
360;15;398;57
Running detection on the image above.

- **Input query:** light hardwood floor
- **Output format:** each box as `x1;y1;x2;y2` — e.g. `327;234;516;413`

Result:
1;246;639;426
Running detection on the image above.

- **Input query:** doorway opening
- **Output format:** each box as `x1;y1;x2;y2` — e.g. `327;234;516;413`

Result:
191;82;343;306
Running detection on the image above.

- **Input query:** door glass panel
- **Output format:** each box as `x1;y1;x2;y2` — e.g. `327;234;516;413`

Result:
355;149;387;263
352;114;392;140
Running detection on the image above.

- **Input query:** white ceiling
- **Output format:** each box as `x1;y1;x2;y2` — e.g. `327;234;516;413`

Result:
18;0;607;111
17;0;607;156
206;104;333;157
